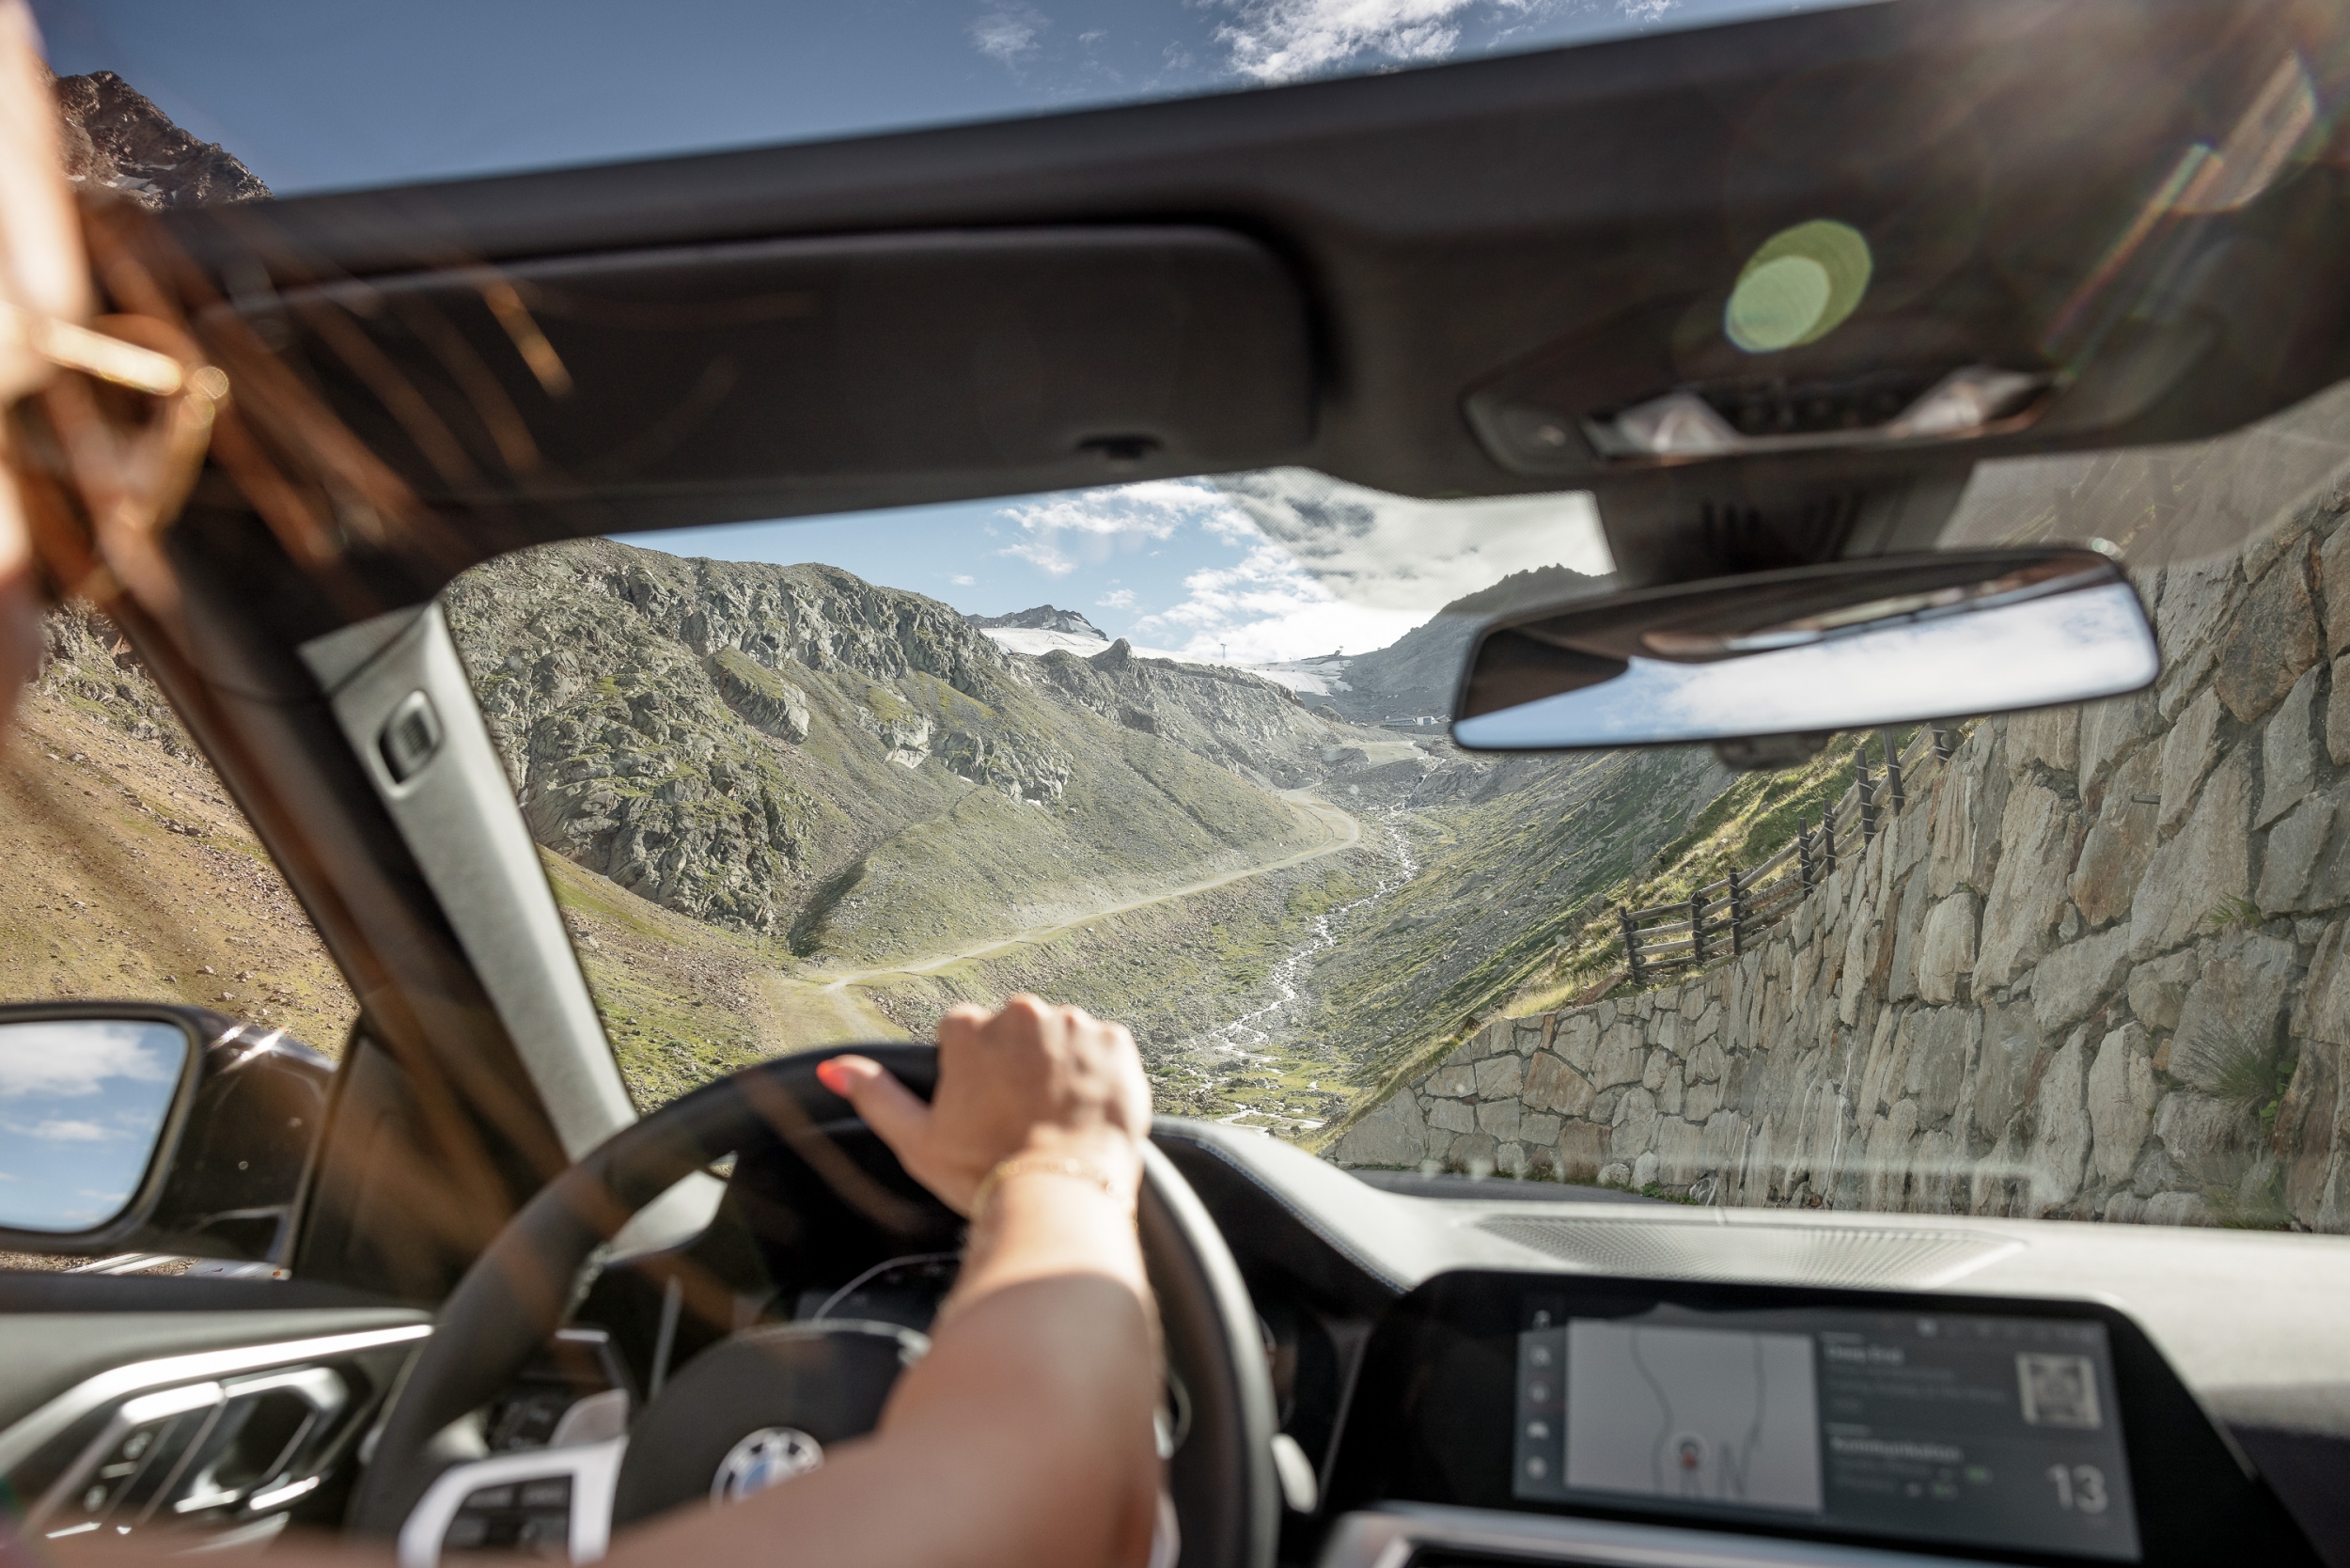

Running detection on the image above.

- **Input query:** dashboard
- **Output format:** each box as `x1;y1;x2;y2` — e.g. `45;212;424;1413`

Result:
437;1121;2344;1568
3;1119;2345;1568
543;1118;2335;1568
1323;1273;2304;1568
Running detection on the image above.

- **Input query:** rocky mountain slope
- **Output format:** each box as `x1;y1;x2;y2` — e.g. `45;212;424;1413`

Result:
53;71;269;209
966;604;1105;637
2;606;358;1048
443;539;1381;968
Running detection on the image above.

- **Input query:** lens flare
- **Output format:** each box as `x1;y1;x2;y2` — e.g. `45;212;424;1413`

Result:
1724;220;1872;353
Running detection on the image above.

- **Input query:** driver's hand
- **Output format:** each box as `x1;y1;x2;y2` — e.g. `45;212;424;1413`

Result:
816;995;1150;1215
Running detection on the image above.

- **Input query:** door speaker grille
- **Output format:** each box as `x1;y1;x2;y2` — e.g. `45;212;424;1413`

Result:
1477;1215;2017;1289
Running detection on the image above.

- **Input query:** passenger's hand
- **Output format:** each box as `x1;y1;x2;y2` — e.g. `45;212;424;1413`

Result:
0;529;37;730
0;0;88;729
817;995;1151;1215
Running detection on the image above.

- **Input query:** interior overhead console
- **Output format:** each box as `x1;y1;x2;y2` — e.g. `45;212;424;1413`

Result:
1579;367;2056;463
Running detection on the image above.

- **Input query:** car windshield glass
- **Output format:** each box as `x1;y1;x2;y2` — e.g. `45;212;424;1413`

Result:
36;0;1887;196
442;384;2350;1236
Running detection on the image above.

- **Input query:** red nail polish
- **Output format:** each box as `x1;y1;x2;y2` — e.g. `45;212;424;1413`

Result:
816;1058;850;1094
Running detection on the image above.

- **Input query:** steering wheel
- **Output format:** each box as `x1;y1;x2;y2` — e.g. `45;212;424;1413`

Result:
348;1045;1279;1568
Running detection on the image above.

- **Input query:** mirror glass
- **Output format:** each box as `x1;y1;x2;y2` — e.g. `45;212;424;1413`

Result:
0;1019;190;1233
1452;554;2158;751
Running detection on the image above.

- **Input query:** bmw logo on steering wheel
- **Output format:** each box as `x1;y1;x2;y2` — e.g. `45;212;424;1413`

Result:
711;1427;825;1504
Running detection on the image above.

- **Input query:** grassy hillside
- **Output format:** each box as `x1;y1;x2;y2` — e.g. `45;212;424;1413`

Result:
444;541;1348;969
0;622;358;1052
1299;746;1728;1098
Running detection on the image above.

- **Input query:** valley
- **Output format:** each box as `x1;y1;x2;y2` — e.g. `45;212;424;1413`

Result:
0;536;1727;1139
433;539;1732;1131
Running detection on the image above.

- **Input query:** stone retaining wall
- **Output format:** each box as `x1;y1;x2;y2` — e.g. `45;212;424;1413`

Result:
1331;487;2350;1233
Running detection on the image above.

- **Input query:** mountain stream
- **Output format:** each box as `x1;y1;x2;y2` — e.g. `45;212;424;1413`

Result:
1202;811;1421;1136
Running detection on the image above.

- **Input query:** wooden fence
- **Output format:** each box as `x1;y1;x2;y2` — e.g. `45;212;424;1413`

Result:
1614;726;1962;986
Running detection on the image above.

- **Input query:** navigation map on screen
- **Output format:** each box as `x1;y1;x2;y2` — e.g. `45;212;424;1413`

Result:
1562;1321;1823;1511
1512;1303;2140;1562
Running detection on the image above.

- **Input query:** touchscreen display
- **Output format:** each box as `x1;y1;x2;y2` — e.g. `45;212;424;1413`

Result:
1512;1302;2138;1561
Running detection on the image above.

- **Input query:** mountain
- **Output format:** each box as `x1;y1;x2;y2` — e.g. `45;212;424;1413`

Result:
966;605;1106;638
53;71;270;209
967;605;1113;659
1306;565;1602;722
443;541;1381;966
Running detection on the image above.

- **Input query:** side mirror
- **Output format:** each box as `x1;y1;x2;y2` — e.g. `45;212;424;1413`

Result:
0;1002;333;1263
1450;548;2157;761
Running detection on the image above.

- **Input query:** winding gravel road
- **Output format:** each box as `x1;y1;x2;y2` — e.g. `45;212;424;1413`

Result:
766;791;1363;1043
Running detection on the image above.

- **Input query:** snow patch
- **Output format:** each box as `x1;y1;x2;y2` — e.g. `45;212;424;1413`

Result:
982;627;1194;661
1245;655;1354;697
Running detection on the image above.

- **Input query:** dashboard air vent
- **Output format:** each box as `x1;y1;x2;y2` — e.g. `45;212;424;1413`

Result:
1476;1215;2017;1290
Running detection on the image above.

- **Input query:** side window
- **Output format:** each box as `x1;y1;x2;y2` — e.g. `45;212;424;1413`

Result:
0;606;361;1272
4;605;358;1045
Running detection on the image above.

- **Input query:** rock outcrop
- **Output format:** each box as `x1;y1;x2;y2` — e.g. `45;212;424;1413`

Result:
966;604;1105;638
1033;638;1351;789
53;71;269;210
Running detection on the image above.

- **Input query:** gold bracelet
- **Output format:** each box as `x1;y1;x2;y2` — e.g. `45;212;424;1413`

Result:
969;1154;1126;1221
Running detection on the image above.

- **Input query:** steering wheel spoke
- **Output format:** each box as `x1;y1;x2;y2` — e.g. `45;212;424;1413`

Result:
397;1437;625;1567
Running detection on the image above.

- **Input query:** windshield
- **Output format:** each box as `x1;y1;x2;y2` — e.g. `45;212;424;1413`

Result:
438;381;2350;1236
35;0;1885;194
35;0;2350;1244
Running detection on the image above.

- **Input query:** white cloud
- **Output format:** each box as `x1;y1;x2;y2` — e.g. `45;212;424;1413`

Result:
1137;542;1428;663
998;478;1250;579
1216;0;1468;80
989;468;1610;664
1214;468;1612;612
1002;538;1076;576
30;1120;113;1142
1214;0;1498;82
972;4;1049;64
1214;0;1678;81
0;1022;179;1100
1002;479;1236;541
950;573;976;587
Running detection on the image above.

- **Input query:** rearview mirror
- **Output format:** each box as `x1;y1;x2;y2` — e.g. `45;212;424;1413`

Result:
1450;549;2156;760
0;1002;333;1261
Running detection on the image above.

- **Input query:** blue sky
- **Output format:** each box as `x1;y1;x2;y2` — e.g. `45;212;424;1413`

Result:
35;0;1843;658
33;0;1853;195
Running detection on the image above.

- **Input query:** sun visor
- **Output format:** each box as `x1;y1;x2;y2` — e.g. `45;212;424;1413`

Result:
212;227;1315;534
